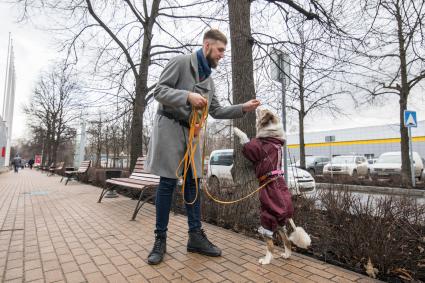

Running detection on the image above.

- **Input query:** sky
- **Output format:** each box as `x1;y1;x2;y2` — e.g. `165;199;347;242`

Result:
0;2;60;141
0;1;424;142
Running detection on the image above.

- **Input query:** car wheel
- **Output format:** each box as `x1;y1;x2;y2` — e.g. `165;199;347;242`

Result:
352;169;358;178
308;168;315;176
208;176;220;191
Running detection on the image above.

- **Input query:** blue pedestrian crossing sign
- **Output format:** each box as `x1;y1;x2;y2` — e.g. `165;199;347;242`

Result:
404;110;417;127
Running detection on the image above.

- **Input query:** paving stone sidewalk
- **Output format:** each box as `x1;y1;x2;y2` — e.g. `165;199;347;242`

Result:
0;169;380;283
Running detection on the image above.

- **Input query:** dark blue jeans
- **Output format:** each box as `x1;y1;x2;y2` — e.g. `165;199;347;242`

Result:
155;167;201;235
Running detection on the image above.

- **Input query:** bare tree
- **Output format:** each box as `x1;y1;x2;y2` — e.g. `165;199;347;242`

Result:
14;0;224;169
24;62;82;166
354;0;425;187
274;17;346;169
225;0;342;230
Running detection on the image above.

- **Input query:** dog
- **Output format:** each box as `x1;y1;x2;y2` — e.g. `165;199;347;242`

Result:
234;108;311;265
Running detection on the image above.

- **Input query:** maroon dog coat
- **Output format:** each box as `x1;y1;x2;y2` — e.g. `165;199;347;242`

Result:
242;137;294;231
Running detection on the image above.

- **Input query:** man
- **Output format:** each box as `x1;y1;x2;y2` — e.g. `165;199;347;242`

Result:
28;158;34;170
145;29;260;265
12;156;21;173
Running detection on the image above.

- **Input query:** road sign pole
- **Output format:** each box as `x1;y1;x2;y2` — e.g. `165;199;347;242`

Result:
330;142;333;179
408;127;415;187
404;110;417;188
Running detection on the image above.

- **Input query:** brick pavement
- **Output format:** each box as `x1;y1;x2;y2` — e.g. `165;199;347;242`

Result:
0;169;381;283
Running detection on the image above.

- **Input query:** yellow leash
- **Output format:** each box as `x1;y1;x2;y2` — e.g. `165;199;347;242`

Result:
176;105;273;205
176;105;209;205
202;177;275;204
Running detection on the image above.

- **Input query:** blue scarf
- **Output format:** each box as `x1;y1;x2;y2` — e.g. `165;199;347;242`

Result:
196;48;211;81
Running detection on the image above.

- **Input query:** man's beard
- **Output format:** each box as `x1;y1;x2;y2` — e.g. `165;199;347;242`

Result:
206;49;218;68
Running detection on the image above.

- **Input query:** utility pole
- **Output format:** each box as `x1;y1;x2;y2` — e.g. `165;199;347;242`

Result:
271;48;290;182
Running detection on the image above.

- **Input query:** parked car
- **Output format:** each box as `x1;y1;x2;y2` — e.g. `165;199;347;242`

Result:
207;149;316;196
323;155;368;177
369;151;424;180
367;159;378;176
295;156;330;176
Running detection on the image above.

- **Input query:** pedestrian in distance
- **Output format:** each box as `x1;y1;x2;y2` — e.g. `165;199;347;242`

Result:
28;158;34;170
12;156;21;173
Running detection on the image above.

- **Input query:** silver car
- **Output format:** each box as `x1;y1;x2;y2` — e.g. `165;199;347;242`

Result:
323;155;369;177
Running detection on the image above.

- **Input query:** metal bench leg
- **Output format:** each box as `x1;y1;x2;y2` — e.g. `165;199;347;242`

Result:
131;188;154;221
60;176;64;182
98;185;117;203
65;175;72;185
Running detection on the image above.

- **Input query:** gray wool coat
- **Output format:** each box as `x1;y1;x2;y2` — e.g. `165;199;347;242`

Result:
145;52;244;179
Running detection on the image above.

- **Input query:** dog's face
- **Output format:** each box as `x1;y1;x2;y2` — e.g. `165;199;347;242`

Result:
256;108;280;133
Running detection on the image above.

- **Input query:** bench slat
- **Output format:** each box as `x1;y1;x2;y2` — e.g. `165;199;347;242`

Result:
128;177;160;183
133;169;151;174
108;178;159;186
107;179;159;188
106;181;150;190
130;173;160;179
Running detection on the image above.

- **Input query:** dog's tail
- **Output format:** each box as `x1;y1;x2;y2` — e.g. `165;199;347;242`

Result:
288;218;311;249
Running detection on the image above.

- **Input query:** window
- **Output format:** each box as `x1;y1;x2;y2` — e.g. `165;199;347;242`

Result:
364;154;375;160
210;153;233;166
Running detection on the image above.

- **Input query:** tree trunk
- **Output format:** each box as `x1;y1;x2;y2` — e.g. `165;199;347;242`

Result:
396;4;412;187
228;0;258;230
399;96;411;187
130;82;145;171
129;0;159;171
299;111;306;169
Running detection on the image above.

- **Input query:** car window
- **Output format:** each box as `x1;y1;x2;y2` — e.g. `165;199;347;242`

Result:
377;155;401;163
332;156;355;163
210;153;233;166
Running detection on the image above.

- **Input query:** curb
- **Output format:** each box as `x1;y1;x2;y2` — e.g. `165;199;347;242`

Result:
317;183;425;197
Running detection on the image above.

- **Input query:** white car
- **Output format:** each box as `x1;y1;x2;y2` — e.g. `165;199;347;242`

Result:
323;155;369;177
207;149;316;196
370;151;424;180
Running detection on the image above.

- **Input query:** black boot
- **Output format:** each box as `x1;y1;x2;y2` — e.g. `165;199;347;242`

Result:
187;229;221;257
147;233;166;265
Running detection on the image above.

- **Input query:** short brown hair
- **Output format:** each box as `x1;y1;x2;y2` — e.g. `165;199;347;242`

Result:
203;29;227;45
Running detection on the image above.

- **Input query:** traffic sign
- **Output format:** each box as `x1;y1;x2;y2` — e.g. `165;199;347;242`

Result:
404;110;417;128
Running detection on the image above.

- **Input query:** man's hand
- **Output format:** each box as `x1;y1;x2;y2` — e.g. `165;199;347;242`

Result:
242;99;261;113
188;92;208;109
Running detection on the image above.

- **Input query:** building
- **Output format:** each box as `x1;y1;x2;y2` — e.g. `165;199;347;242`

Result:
1;35;16;167
287;120;425;161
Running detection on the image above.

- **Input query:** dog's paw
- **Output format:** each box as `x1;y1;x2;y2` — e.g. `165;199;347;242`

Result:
233;127;249;144
259;256;272;265
281;247;292;259
259;250;273;265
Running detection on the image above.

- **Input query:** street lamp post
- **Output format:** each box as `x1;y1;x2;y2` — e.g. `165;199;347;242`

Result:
271;48;290;182
325;135;336;179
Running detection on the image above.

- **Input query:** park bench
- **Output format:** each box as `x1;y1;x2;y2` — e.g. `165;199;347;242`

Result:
41;162;54;173
49;161;64;176
64;160;91;185
98;157;160;221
